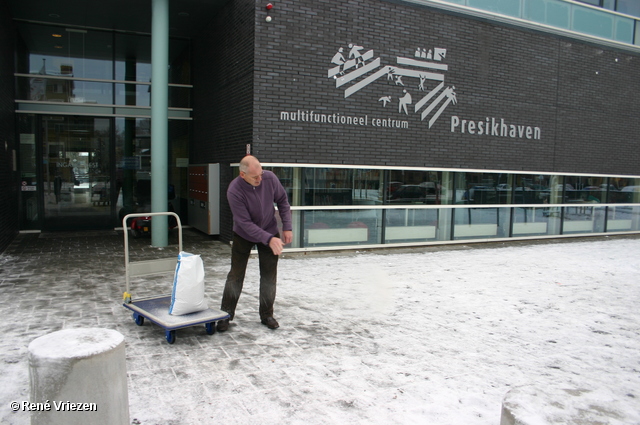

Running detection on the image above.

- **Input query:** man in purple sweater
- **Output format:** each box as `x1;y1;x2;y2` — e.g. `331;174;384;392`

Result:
217;155;293;331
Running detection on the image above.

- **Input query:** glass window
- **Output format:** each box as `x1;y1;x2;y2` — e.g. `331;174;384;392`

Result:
564;175;606;203
16;25;192;107
18;115;40;229
563;206;606;234
353;169;383;205
167;120;191;218
614;16;635;43
114;74;191;107
523;0;546;24
617;0;640;18
608;177;640;203
265;166;295;205
454;172;508;204
115;117;190;220
114;34;152;107
41;116;112;229
114;34;152;82
606;206;637;232
547;1;572;29
468;0;522;18
302;209;381;247
14;23;193;86
301;168;385;206
511;173;561;204
303;168;354;206
386;170;443;205
16;24;114;80
453;207;510;239
512;206;560;236
573;6;615;39
114;83;150;107
16;24;115;104
113;34;190;84
115;117;151;217
241;165;640;249
384;208;439;243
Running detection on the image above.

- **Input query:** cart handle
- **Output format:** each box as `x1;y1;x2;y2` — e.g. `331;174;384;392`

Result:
122;212;183;296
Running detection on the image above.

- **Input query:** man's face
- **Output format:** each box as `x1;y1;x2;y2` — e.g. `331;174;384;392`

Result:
241;165;264;187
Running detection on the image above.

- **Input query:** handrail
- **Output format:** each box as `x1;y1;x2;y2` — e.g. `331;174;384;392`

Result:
122;212;182;295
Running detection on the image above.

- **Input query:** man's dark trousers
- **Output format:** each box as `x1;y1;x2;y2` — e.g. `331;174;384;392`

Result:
221;232;278;321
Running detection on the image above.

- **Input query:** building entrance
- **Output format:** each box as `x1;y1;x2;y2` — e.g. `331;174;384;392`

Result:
41;115;113;230
18;113;190;232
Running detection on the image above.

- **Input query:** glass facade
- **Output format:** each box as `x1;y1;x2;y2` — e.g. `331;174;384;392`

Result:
441;0;640;46
253;165;640;250
15;22;192;230
15;23;192;108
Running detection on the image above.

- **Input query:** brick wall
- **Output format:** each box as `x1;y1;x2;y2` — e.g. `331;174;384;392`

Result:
251;0;640;175
0;0;17;252
191;0;640;243
192;0;255;242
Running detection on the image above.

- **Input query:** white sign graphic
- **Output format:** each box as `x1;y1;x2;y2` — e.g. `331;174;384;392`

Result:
328;44;457;129
278;43;541;138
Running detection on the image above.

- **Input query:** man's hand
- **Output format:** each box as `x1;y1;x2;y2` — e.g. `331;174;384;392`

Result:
269;231;293;255
269;236;285;255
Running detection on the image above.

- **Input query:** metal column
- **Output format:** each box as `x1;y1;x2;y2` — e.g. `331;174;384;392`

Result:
150;0;169;247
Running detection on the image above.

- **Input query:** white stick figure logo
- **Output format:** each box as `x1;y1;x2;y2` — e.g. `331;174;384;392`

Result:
328;44;458;128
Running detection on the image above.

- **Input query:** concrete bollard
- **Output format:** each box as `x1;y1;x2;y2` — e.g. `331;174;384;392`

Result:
28;328;129;425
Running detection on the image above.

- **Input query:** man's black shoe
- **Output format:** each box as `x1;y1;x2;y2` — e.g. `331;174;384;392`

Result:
261;317;279;329
217;319;229;332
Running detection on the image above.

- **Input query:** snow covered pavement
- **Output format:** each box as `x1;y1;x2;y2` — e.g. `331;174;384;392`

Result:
1;232;639;424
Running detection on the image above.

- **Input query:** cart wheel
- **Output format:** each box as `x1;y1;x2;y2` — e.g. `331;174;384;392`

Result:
165;330;176;344
205;322;215;335
133;313;144;326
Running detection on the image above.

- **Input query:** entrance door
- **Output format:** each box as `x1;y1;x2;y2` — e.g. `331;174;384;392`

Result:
41;116;112;230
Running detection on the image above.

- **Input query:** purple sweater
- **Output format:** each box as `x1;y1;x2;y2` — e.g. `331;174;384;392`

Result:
227;170;292;245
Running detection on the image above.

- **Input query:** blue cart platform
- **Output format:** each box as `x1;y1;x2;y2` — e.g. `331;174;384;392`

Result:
122;212;229;344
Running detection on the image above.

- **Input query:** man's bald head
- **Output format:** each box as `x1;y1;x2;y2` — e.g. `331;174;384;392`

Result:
239;155;263;186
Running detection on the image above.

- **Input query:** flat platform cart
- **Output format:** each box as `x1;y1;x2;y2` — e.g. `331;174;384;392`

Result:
122;212;230;344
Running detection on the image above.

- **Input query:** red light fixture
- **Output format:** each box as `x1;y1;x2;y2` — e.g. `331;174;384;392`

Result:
266;3;273;10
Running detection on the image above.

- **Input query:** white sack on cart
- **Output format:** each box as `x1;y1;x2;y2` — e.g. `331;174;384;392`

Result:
169;251;208;315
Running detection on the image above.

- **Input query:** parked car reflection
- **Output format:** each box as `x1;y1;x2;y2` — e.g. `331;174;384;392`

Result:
389;183;437;204
386;181;403;196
